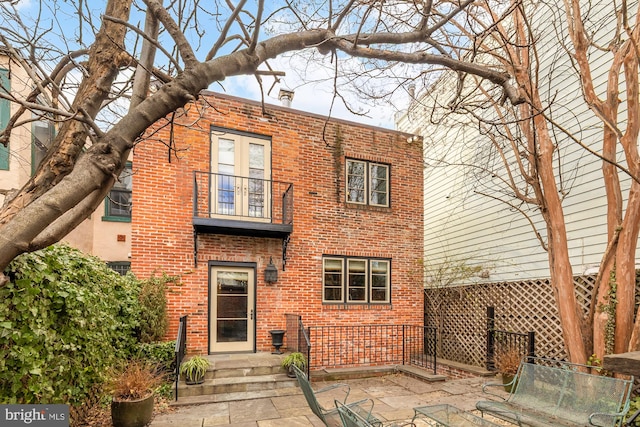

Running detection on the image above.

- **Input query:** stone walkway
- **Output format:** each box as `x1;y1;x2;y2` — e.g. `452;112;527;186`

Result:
150;373;506;426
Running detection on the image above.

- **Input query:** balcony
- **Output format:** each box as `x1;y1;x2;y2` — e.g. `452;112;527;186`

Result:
193;171;293;238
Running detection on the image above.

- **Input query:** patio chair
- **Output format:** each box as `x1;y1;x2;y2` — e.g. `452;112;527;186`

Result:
335;401;416;427
292;365;380;427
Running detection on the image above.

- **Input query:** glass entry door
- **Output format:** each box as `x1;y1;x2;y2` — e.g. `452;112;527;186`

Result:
210;266;255;352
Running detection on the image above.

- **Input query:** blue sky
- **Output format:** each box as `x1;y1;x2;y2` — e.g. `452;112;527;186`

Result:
10;0;406;129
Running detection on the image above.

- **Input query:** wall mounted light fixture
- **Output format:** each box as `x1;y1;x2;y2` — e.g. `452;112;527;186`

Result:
265;257;278;284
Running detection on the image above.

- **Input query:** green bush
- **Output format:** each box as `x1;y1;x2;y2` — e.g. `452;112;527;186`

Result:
138;274;175;343
0;244;142;405
137;340;176;376
626;397;640;426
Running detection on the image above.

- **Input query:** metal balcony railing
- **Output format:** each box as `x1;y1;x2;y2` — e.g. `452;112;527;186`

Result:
193;171;293;226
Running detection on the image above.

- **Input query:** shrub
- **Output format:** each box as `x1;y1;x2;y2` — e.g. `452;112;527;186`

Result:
0;244;141;405
494;345;522;375
626;397;640;426
138;274;175;343
107;359;164;401
137;341;176;376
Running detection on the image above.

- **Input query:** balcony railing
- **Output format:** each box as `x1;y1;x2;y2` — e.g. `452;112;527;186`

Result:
193;171;293;237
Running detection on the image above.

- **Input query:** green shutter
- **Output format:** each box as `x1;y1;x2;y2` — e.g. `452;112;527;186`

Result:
0;68;10;170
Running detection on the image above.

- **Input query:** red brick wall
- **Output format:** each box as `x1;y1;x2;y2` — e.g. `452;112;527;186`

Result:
132;92;424;357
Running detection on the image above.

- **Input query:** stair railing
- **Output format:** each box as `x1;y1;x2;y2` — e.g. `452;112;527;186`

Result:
174;315;187;401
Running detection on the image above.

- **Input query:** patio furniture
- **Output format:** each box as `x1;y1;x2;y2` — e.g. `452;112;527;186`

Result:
336;401;416;427
292;365;381;427
476;357;634;427
412;404;500;426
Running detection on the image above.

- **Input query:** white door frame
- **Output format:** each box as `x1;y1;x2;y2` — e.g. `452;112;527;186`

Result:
208;262;256;353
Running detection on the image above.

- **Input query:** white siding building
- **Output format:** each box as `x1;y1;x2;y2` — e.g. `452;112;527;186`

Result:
396;0;636;285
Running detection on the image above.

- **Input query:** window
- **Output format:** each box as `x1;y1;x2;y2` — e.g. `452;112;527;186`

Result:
346;159;389;207
0;68;10;170
103;162;132;221
323;256;391;304
32;115;55;173
107;261;131;276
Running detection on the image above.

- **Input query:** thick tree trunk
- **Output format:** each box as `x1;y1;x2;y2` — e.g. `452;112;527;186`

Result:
534;109;587;364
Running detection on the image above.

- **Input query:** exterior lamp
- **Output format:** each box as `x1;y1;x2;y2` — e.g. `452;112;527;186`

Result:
265;257;278;284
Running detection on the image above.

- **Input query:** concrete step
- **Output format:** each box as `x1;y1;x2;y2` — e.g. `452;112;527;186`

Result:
174;352;297;405
177;373;297;397
204;364;283;379
172;386;302;406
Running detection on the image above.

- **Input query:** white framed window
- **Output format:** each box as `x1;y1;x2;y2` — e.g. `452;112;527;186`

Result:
346;159;389;207
322;256;391;304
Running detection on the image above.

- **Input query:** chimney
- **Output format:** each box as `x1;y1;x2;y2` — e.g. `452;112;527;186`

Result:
278;89;295;107
408;83;416;99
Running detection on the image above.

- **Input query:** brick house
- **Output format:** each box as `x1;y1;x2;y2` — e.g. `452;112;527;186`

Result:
132;91;424;357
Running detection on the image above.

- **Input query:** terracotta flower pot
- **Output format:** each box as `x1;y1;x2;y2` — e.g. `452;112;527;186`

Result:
111;393;154;427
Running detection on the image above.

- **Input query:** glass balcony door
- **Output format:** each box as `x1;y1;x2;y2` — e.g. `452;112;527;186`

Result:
211;132;271;221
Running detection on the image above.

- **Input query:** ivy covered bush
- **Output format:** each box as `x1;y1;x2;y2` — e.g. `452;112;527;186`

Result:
138;273;173;343
0;244;143;405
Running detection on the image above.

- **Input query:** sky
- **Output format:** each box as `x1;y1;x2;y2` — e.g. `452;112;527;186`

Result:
8;0;409;130
222;61;406;130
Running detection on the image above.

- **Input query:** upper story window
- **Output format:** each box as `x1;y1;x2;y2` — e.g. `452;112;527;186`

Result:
32;115;55;173
103;162;132;222
346;159;389;207
322;256;391;304
0;68;10;170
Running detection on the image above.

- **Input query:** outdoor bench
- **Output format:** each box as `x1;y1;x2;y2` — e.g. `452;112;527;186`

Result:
476;357;634;427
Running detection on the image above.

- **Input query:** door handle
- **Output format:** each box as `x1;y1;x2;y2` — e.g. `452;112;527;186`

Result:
250;309;254;320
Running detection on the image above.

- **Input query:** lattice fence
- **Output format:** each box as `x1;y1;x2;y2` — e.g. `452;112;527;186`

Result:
424;275;599;368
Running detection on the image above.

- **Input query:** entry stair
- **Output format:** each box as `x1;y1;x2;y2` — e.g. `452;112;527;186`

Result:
173;352;300;406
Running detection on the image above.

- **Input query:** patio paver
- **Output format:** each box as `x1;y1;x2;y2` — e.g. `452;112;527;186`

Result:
151;373;504;426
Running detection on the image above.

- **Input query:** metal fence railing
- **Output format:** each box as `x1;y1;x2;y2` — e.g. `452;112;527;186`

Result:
285;313;311;376
174;315;187;401
307;324;437;374
486;306;535;371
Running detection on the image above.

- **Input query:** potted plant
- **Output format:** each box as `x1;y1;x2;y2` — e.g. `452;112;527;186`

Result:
180;355;210;385
494;345;522;392
108;360;163;427
281;352;307;378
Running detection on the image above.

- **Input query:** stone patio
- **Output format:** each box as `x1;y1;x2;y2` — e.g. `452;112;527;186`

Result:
151;372;507;426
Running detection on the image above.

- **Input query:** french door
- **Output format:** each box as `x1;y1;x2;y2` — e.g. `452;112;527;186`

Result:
210;132;271;220
209;265;255;352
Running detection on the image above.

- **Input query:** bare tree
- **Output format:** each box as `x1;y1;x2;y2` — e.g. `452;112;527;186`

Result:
0;0;523;281
402;0;640;363
423;254;487;356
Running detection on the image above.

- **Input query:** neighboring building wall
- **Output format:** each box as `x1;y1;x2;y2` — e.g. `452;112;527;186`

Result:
0;56;33;206
396;0;633;284
0;52;131;266
132;92;424;355
62;199;132;263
